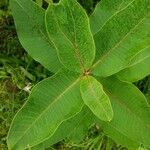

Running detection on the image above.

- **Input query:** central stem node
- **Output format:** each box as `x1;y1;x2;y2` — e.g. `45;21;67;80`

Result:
84;69;91;76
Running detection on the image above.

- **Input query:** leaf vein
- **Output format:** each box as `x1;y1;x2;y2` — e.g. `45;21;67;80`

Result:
12;76;80;148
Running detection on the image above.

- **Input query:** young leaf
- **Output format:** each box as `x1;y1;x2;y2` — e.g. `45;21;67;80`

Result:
90;0;133;34
32;106;94;150
80;76;113;121
45;0;95;73
98;77;150;148
10;0;63;73
116;46;150;82
91;0;150;77
7;70;84;150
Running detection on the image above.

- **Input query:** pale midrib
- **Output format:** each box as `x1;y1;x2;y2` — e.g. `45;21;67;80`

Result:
52;4;85;72
93;0;135;36
128;46;150;67
66;2;86;72
87;77;111;121
15;0;55;50
92;14;148;69
129;55;150;68
105;88;150;129
12;77;80;149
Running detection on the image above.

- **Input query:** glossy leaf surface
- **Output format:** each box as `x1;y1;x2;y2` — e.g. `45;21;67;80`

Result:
46;0;95;73
80;76;113;121
7;70;84;150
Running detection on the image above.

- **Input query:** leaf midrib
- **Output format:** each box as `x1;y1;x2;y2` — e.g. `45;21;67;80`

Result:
128;45;150;67
92;14;148;70
10;77;81;149
49;3;86;72
86;76;111;121
93;0;135;36
66;1;86;72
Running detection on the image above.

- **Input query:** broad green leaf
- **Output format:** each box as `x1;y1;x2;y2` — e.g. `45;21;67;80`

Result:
10;0;63;73
45;0;95;73
91;0;150;77
97;121;140;149
7;70;84;150
90;0;133;34
116;46;150;82
68;106;94;143
32;106;94;150
97;77;150;148
80;76;113;121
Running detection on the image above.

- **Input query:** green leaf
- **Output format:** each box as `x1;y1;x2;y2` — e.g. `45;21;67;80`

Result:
80;76;113;121
7;70;84;150
35;0;42;7
90;0;133;34
32;106;94;150
97;120;140;149
68;106;95;142
116;46;150;82
90;0;150;77
10;0;63;73
97;77;150;148
45;0;95;73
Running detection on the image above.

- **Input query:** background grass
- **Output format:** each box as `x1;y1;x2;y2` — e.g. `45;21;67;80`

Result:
0;0;150;149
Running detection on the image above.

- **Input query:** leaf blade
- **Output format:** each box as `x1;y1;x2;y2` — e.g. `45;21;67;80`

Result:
7;70;84;150
10;0;63;72
80;76;113;121
91;0;150;77
90;0;133;35
32;106;94;150
45;0;95;73
98;77;150;148
116;46;150;82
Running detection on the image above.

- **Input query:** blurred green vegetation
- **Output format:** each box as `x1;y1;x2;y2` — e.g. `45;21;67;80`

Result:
0;0;149;150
